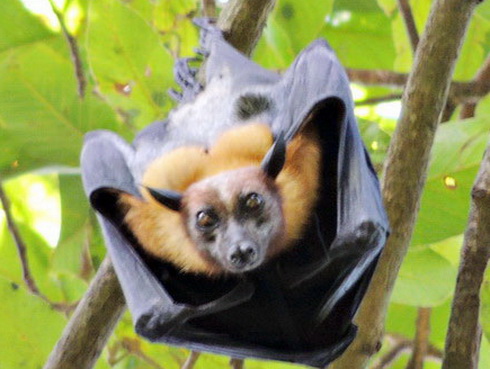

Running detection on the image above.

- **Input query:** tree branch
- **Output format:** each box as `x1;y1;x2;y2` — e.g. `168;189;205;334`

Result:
217;0;276;56
229;358;244;369
182;351;200;369
347;69;490;105
43;1;275;368
0;183;41;296
397;0;419;52
406;308;431;369
201;0;216;18
356;93;402;106
330;0;481;368
441;142;490;369
460;56;490;119
43;258;126;369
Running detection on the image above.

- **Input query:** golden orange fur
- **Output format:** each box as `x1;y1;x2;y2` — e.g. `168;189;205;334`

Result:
119;123;321;275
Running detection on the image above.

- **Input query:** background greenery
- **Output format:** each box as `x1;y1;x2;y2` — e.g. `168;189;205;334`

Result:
0;0;489;368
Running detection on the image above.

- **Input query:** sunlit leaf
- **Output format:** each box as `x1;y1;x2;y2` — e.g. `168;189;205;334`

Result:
0;41;120;177
0;0;54;53
412;117;490;246
321;0;396;69
52;174;90;275
391;247;457;306
0;276;66;369
86;0;175;129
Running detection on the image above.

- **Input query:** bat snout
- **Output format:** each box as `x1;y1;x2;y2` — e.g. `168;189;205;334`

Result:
227;241;260;272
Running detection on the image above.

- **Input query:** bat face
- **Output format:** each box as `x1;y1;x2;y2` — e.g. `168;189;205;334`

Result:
181;167;285;274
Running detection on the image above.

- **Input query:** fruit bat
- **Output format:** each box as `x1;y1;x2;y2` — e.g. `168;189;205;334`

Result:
81;18;389;368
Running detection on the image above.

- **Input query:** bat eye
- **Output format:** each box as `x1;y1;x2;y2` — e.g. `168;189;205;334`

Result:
244;192;264;211
196;210;219;231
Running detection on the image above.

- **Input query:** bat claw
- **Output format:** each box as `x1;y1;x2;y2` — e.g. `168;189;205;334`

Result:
168;88;183;102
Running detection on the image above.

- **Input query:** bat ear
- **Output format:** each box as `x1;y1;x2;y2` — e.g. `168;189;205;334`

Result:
146;187;183;211
261;132;286;180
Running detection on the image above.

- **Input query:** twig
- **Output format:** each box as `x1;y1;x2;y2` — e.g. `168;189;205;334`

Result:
0;183;42;296
371;333;443;369
202;0;217;18
356;93;402;106
397;0;419;52
370;340;412;369
347;69;490;105
229;358;244;369
48;0;86;98
182;351;200;369
0;182;80;315
121;337;167;369
460;56;490;119
442;142;490;369
330;0;481;368
406;308;431;369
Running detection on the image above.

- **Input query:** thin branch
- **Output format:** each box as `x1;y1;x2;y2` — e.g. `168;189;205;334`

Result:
442;143;490;369
460;55;490;119
48;0;86;98
371;333;443;369
0;183;41;296
121;338;167;369
397;0;419;52
356;94;402;106
331;0;481;368
406;308;432;369
201;0;217;18
182;351;200;369
229;358;244;369
347;68;490;105
370;340;412;369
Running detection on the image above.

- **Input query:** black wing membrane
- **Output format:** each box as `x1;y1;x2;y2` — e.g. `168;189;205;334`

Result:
81;19;389;368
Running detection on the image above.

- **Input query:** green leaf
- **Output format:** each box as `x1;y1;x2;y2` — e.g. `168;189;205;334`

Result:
412;117;490;246
0;41;120;177
52;174;90;275
321;2;396;69
0;0;54;53
391;247;457;306
453;12;490;80
0;276;66;369
86;0;175;129
254;0;333;69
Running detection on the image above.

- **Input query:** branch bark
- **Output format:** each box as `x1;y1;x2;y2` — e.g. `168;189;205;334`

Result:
48;0;86;98
43;258;126;369
0;183;41;296
441;143;490;369
460;56;490;119
406;308;431;369
43;1;275;368
397;0;419;52
346;69;490;105
330;0;481;368
217;0;276;56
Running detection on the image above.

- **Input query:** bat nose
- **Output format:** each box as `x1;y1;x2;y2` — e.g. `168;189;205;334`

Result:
228;242;258;269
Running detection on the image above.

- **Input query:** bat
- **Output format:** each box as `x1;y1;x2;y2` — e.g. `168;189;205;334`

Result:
81;18;389;368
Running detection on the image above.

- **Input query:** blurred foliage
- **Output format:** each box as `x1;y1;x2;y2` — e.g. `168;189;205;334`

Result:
0;0;490;368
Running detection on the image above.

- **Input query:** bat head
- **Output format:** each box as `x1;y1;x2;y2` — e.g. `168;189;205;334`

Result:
147;136;286;274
